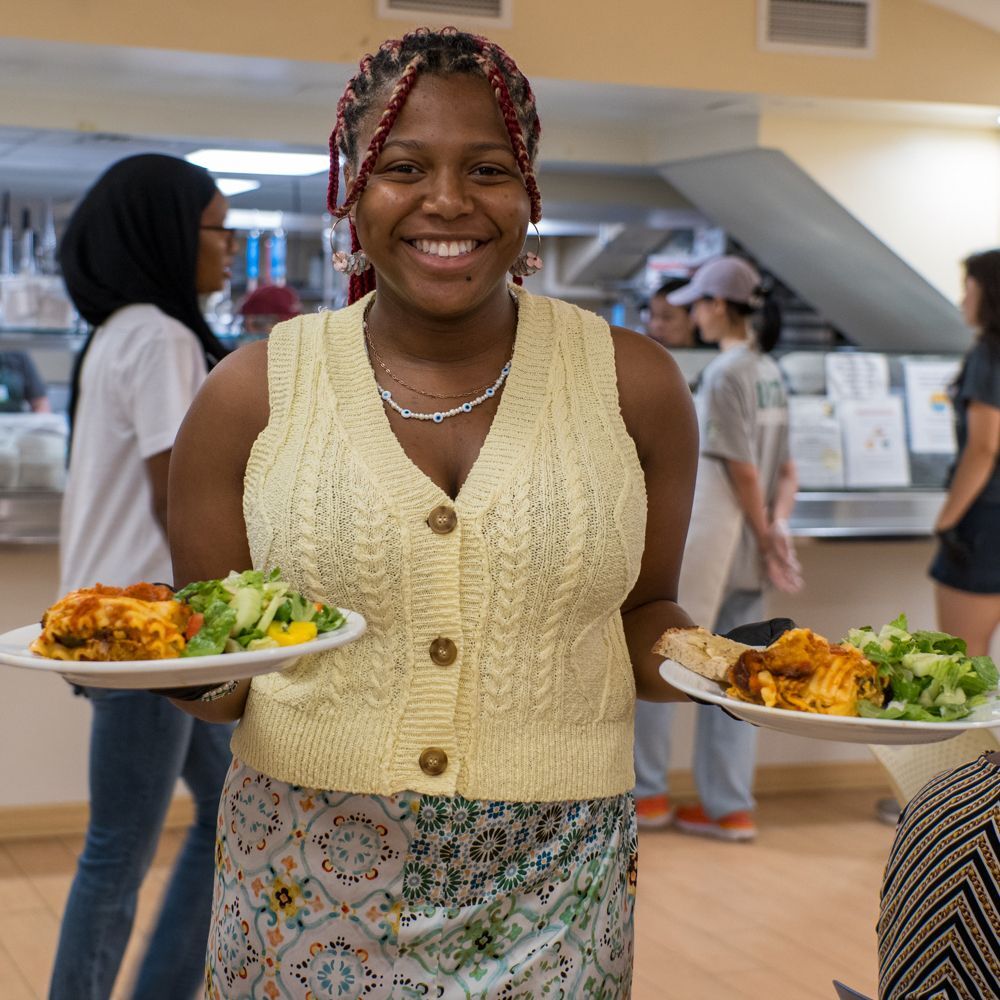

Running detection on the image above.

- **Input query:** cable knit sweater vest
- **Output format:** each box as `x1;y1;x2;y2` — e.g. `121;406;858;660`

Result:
233;286;647;801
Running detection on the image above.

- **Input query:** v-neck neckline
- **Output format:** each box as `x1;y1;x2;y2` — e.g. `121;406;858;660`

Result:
327;285;554;516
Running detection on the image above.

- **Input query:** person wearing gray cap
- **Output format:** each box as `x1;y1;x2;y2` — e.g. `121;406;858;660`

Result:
635;255;802;841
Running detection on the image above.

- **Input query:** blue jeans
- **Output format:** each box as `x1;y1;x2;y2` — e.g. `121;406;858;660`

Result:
633;589;761;818
49;689;233;1000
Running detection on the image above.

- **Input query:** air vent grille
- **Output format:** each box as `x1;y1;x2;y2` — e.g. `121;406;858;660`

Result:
761;0;874;53
379;0;505;18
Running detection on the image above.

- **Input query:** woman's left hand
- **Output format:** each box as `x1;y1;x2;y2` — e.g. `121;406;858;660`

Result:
765;520;804;593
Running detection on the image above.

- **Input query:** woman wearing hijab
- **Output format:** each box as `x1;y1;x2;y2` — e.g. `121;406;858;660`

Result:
49;154;236;1000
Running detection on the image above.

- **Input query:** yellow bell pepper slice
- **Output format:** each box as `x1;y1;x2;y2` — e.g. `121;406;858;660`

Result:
266;621;318;646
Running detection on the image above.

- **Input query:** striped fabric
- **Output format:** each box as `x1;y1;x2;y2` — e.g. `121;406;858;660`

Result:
878;752;1000;1000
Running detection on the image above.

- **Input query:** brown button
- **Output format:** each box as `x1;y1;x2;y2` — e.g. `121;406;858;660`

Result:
419;747;448;776
427;505;458;535
429;636;458;666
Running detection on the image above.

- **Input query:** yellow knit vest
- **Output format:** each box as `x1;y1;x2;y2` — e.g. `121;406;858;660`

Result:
232;287;647;801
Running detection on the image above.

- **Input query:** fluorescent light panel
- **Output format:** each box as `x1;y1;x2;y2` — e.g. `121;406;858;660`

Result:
225;209;285;231
186;149;328;176
214;178;261;197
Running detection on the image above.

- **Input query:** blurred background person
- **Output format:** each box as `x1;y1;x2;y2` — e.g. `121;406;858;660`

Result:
930;248;1000;656
236;282;302;336
0;349;50;412
634;256;802;840
49;153;236;1000
646;277;698;350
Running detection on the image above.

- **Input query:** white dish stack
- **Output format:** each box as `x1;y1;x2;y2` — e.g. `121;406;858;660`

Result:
0;413;67;490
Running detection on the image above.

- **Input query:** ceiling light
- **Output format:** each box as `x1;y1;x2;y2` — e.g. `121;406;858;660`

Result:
214;178;261;197
186;149;328;176
225;209;285;231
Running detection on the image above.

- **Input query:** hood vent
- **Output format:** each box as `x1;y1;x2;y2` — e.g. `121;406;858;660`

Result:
759;0;875;54
377;0;509;23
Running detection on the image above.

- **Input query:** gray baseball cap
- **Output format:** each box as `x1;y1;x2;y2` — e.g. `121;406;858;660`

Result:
667;256;761;306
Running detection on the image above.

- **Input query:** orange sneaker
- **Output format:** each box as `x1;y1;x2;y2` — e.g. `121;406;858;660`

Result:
674;803;756;842
635;794;675;829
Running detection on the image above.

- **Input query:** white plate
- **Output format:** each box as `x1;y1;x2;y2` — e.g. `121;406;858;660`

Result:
659;659;1000;745
0;611;367;689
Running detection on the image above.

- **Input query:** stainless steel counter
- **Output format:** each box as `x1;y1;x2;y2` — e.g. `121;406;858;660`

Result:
788;490;945;538
0;488;947;546
0;489;61;545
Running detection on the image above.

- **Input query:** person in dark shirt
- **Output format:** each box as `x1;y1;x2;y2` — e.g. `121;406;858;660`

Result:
930;249;1000;656
0;350;50;412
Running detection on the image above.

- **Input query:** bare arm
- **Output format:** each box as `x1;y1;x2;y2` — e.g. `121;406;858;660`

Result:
722;459;770;549
145;449;171;535
166;339;270;722
935;401;1000;531
30;396;52;413
613;327;700;702
770;459;798;523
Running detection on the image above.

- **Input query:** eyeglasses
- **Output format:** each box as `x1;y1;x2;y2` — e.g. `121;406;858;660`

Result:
200;225;239;243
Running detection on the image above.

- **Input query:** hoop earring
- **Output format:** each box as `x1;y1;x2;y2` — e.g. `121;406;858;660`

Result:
509;223;543;278
329;215;371;276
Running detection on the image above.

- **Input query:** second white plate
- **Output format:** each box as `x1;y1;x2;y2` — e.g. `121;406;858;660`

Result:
0;611;367;689
659;659;1000;745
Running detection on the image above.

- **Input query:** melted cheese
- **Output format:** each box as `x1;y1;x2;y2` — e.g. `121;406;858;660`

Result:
31;587;189;661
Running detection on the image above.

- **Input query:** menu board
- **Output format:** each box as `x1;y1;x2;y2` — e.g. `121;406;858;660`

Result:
902;359;960;454
838;397;911;488
825;353;890;401
788;396;845;489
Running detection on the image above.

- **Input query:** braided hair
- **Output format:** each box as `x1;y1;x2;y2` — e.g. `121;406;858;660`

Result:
328;27;542;303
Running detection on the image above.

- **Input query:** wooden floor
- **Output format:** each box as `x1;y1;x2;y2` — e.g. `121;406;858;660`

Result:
0;788;893;999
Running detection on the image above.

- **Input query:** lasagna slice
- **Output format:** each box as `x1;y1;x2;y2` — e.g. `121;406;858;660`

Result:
31;583;191;661
726;627;883;716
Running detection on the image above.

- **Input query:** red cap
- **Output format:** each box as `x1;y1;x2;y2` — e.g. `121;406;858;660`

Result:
237;285;303;320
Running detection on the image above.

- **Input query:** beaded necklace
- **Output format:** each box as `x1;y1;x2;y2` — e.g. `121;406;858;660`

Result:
363;299;516;424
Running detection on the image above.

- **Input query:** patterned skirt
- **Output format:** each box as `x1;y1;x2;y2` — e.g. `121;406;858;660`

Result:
205;758;637;999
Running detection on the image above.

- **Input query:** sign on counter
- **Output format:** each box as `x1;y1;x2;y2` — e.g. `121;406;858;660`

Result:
825;352;890;401
902;359;959;454
838;396;911;488
788;396;845;489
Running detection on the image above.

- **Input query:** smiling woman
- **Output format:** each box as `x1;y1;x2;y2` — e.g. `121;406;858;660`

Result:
165;26;701;999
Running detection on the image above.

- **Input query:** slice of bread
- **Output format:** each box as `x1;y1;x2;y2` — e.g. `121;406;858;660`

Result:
653;626;753;683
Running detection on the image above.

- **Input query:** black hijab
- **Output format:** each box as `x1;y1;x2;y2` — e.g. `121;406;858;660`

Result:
60;153;230;429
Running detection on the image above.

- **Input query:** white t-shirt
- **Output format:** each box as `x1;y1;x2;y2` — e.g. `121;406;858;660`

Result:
59;304;208;593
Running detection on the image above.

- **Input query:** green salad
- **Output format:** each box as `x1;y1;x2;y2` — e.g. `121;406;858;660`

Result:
843;614;998;722
173;569;345;657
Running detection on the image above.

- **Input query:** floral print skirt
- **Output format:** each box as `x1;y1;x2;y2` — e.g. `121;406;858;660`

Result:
205;758;637;999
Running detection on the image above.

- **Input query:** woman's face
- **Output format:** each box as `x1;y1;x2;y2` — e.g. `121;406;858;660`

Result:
961;274;983;329
647;295;695;348
195;191;234;295
691;297;727;343
345;72;531;317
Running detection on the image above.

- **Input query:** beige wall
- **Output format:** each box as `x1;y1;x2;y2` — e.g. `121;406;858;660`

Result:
5;0;1000;105
759;112;1000;301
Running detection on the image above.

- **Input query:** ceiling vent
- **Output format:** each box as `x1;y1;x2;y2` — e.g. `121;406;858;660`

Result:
377;0;511;27
758;0;876;56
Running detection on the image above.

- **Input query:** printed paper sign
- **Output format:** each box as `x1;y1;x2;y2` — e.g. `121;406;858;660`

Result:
788;396;845;489
825;353;890;401
838;396;911;488
902;359;959;454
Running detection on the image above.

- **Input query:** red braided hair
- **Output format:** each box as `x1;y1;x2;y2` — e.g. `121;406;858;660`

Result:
327;27;543;304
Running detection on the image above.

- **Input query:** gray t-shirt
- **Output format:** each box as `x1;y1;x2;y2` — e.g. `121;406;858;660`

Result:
953;338;1000;503
696;344;790;591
